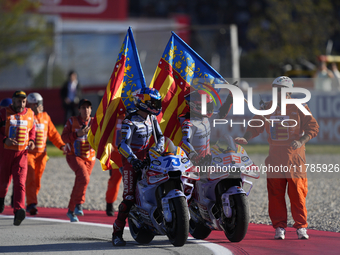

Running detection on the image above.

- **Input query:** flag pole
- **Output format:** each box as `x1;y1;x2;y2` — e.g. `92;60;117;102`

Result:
151;115;158;144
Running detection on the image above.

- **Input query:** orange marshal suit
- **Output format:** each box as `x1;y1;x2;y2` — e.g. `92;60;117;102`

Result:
62;116;95;211
246;101;319;229
26;112;65;206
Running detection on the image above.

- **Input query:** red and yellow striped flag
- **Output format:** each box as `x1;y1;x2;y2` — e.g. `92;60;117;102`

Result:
150;32;227;145
88;27;146;170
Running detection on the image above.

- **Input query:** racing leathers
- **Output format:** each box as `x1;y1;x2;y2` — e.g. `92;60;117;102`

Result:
113;111;164;235
179;114;211;163
179;93;233;165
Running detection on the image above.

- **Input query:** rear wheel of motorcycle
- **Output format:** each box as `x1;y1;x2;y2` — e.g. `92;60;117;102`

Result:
166;196;189;247
222;193;249;242
128;216;155;244
189;218;211;239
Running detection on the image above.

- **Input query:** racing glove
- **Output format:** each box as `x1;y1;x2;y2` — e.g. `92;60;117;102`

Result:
131;158;144;172
198;154;212;166
189;151;199;165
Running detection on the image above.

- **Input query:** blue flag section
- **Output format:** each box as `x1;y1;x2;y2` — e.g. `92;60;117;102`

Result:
88;27;146;170
119;27;147;110
162;32;227;101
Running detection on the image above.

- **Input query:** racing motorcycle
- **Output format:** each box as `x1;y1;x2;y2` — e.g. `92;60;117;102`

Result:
189;135;259;242
128;139;199;247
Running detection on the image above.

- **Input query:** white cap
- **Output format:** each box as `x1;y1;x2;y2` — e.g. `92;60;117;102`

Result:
272;76;294;88
27;93;43;105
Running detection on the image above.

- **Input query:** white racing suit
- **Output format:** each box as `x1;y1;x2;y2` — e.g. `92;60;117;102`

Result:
179;93;233;164
113;111;164;233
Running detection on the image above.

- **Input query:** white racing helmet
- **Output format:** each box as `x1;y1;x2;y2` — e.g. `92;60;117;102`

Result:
27;92;43;106
272;76;294;88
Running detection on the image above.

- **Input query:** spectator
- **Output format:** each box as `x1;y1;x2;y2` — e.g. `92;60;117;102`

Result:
0;91;35;226
235;76;319;240
25;93;65;215
313;61;333;91
331;63;340;91
60;70;82;124
239;80;250;92
61;99;95;222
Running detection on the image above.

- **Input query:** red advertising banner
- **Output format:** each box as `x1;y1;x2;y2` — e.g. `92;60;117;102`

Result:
38;0;127;20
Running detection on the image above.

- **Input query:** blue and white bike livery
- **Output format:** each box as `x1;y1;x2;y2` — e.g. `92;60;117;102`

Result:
189;135;259;242
128;138;199;247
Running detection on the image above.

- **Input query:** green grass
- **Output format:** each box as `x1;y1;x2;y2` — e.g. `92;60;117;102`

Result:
45;125;65;157
46;145;65;157
55;125;63;134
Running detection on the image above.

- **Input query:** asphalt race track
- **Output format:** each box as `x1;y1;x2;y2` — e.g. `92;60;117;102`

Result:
1;206;340;255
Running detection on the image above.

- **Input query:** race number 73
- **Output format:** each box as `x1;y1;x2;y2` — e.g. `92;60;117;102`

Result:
163;157;180;168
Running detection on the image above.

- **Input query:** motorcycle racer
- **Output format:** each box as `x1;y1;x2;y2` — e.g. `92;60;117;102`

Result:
179;89;233;165
112;87;164;246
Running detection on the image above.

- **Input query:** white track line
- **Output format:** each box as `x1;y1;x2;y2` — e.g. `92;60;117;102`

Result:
0;215;233;255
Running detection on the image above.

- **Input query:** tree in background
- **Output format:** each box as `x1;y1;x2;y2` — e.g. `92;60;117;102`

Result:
244;0;335;77
32;65;65;88
127;0;340;78
0;0;52;70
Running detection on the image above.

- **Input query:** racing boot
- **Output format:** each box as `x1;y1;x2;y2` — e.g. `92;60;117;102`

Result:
111;200;132;246
112;230;126;246
112;220;127;246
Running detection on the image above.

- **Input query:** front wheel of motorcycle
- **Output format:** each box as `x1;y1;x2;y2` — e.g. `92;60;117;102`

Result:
128;216;155;244
166;196;189;247
222;193;249;242
189;218;211;239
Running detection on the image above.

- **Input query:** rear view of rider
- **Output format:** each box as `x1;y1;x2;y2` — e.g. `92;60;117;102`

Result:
179;89;233;165
112;87;165;246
